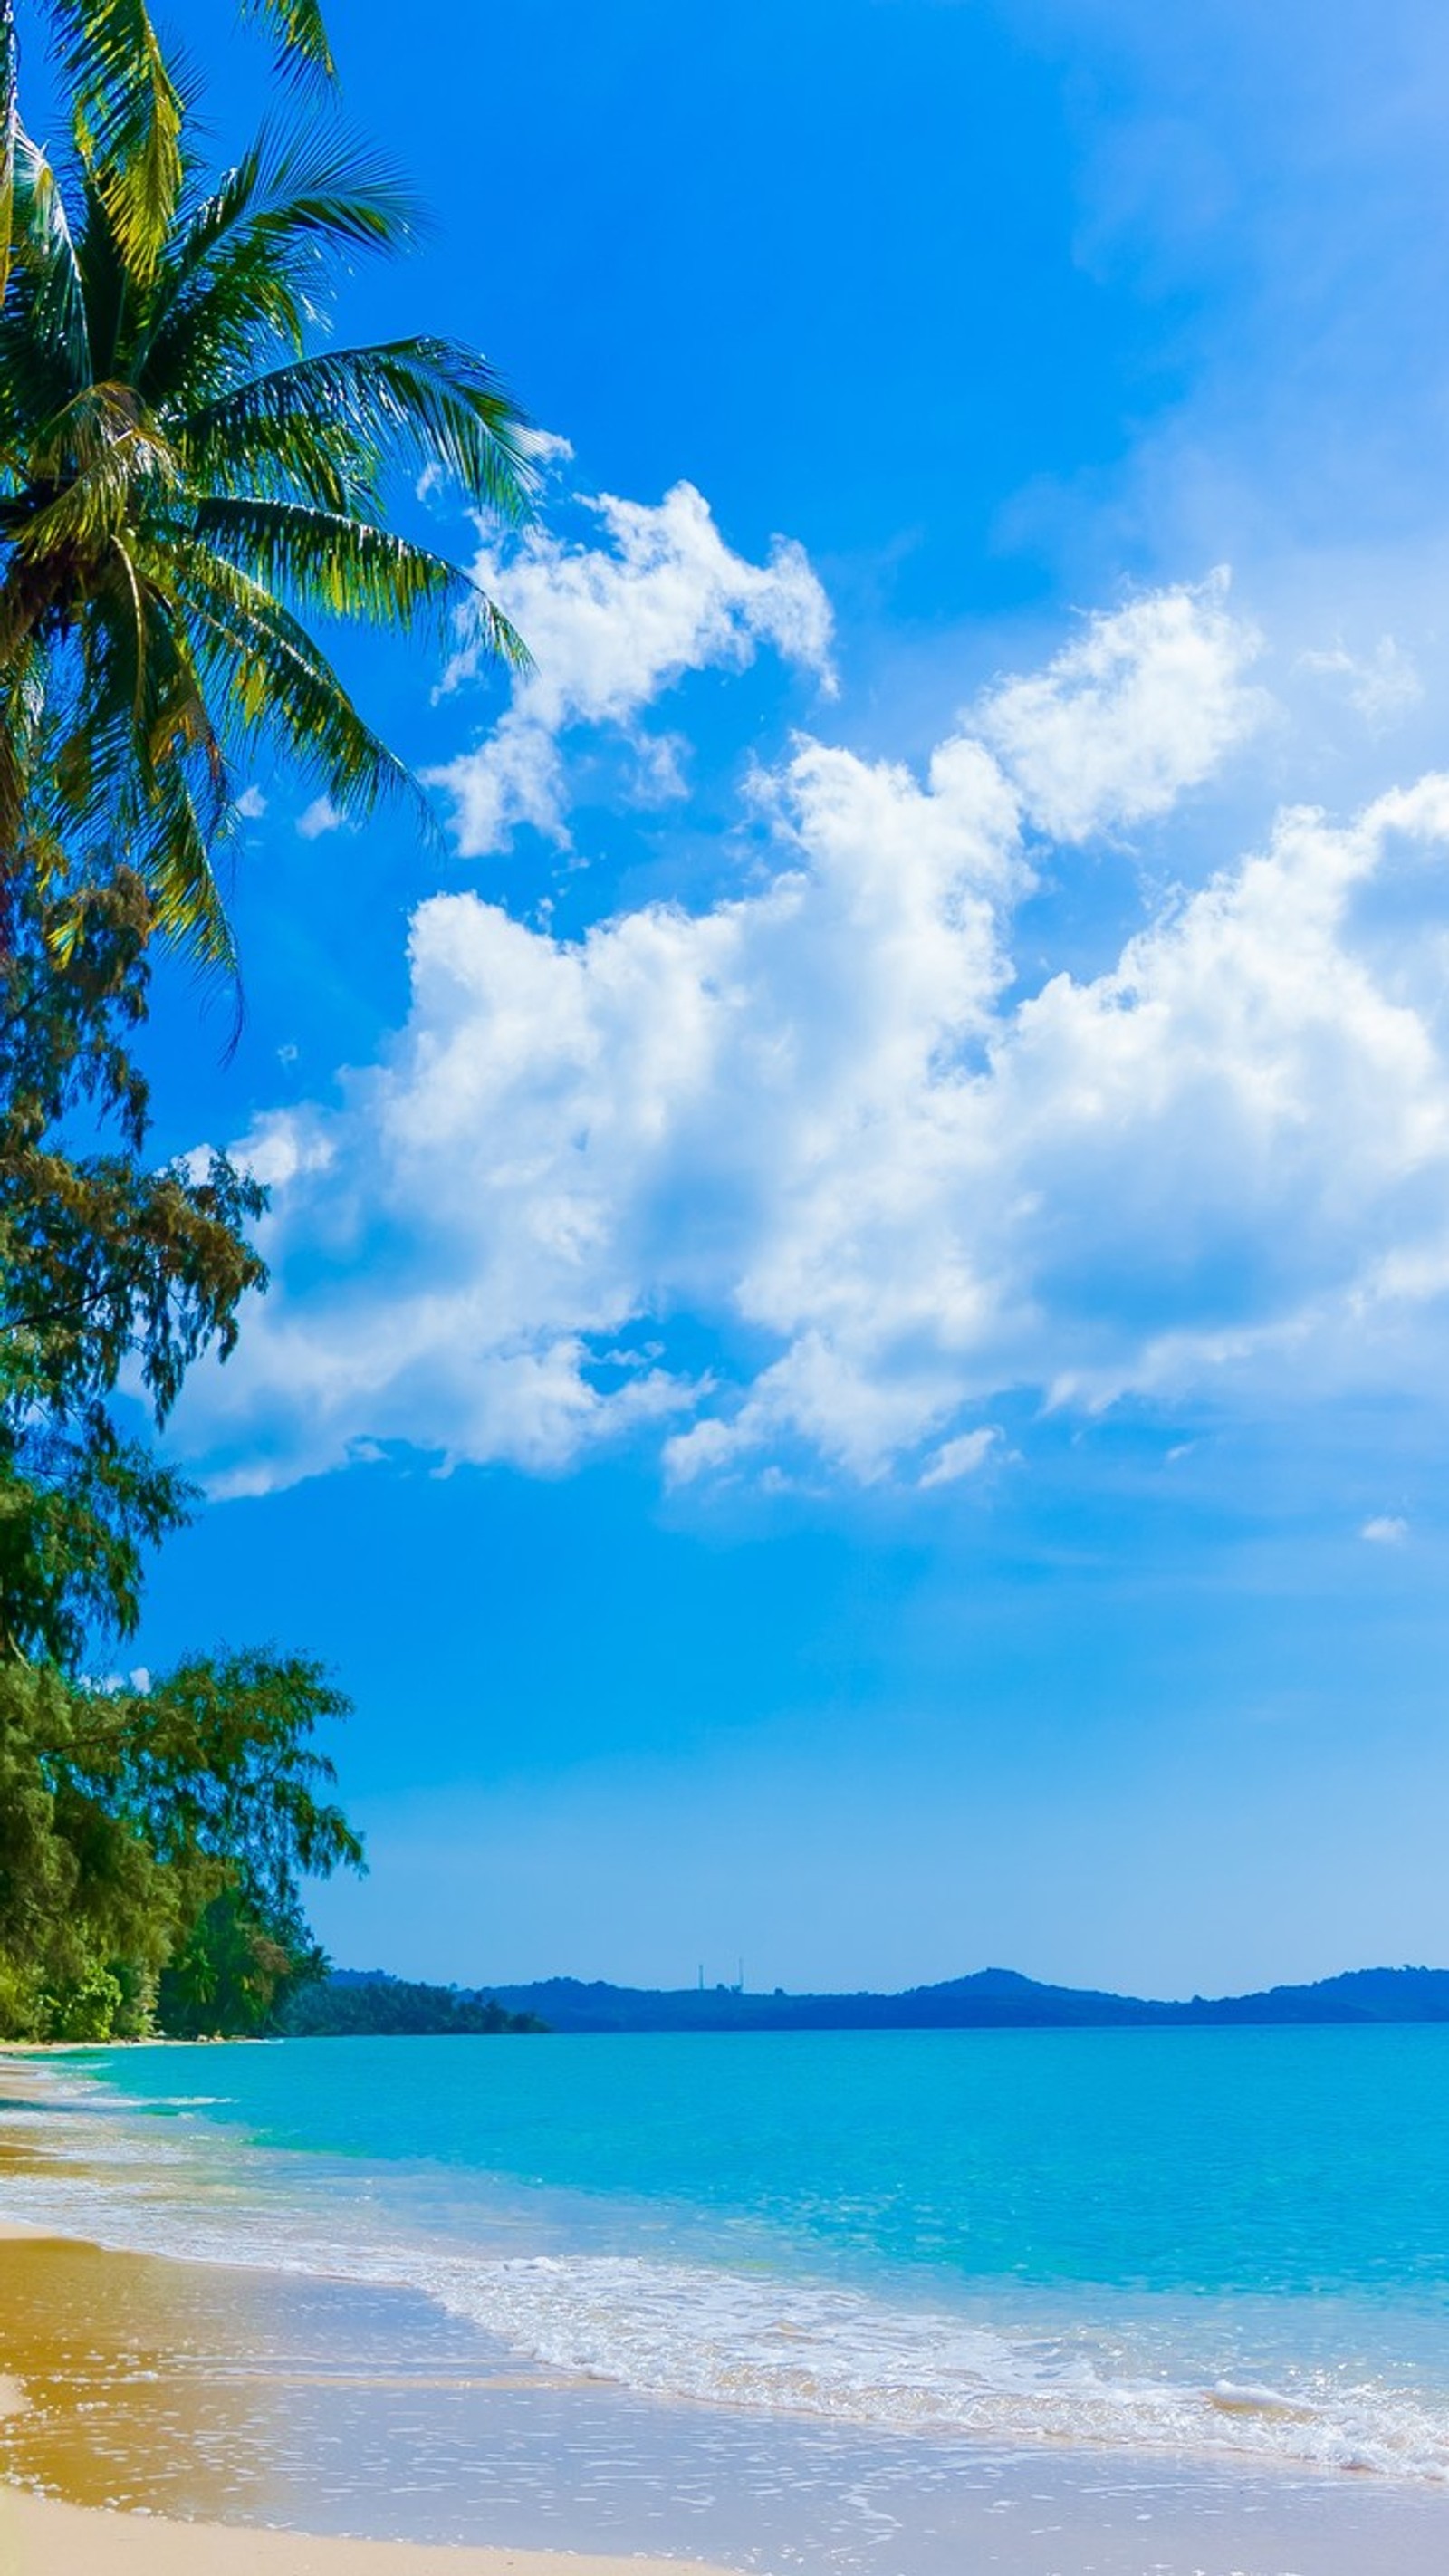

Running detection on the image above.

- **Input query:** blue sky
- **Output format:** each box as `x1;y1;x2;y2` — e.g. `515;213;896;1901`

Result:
110;0;1449;1995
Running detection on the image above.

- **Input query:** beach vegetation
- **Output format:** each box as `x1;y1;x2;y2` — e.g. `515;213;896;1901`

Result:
0;715;351;2048
0;0;533;969
0;0;534;2041
0;865;262;1666
283;1972;548;2038
0;869;363;2038
1;6;337;317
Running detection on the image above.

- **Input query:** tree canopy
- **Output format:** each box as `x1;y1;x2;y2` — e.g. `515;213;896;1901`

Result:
0;865;365;2038
0;1;541;2042
0;2;533;969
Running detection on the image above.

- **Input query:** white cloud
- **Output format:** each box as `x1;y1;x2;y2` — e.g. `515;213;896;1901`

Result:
919;1428;1003;1489
296;794;344;841
974;572;1266;839
235;783;268;821
1361;1515;1409;1545
178;553;1449;1497
424;481;835;855
1298;636;1425;734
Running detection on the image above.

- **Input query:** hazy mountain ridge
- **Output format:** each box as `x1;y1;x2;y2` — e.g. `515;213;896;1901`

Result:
318;1963;1449;2034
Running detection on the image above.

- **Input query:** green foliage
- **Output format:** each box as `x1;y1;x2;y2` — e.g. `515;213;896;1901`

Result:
160;1888;324;2039
0;8;533;969
283;1974;548;2038
0;0;514;2042
0;1647;361;2041
44;1960;122;2040
0;869;264;1660
0;872;361;2038
0;3;335;308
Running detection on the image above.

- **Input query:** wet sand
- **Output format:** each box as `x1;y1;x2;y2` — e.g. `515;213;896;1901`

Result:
0;2226;733;2574
5;2065;1449;2576
0;2489;735;2576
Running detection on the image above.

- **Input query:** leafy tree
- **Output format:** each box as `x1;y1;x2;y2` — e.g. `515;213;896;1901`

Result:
0;0;533;2038
0;13;533;966
0;864;263;1660
283;1974;546;2037
0;1648;361;2039
0;865;362;2037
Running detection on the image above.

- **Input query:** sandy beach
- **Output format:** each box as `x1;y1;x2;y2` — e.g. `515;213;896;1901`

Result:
0;2210;733;2576
4;2212;1449;2576
0;2049;733;2576
0;2490;734;2576
8;2060;1449;2576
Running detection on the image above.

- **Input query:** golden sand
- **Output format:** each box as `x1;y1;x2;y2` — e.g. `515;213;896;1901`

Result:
0;2212;733;2576
0;2490;735;2576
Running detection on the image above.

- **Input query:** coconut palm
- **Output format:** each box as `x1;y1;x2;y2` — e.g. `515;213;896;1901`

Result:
1;3;336;334
0;20;533;970
1;3;336;305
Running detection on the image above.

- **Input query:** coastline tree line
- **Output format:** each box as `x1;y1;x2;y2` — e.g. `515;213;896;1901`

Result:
0;0;532;2037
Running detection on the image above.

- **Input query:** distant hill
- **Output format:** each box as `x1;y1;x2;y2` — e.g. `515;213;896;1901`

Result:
465;1963;1449;2033
283;1973;546;2036
297;1963;1449;2037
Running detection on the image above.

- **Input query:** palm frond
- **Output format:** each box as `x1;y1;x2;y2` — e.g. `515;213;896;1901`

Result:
7;130;91;404
185;338;537;526
139;130;420;409
194;497;531;669
235;125;417;255
180;399;378;514
14;383;179;556
237;0;335;85
46;581;235;972
161;124;415;296
55;0;185;286
194;498;472;630
0;629;47;856
0;24;533;983
157;536;427;827
143;757;240;976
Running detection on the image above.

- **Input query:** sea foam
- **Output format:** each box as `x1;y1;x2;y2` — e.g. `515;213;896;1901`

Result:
5;2050;1449;2484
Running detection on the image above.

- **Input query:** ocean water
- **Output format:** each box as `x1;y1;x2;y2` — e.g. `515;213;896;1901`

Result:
6;2025;1449;2499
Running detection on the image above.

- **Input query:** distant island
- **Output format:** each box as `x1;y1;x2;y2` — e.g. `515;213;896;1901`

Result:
291;1963;1449;2036
283;1978;546;2037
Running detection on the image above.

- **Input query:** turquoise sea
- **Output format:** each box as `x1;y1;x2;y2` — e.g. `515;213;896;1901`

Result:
6;2023;1449;2493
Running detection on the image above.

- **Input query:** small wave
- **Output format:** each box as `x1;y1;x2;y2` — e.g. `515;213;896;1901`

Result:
139;2095;235;2109
403;2248;1449;2480
5;2055;1449;2483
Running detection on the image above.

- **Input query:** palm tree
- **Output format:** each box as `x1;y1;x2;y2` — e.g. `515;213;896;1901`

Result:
2;4;337;304
0;16;533;970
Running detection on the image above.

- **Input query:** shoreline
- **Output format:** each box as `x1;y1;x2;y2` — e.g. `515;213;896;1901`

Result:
6;2056;1449;2574
0;2062;739;2576
4;2225;1449;2576
0;2492;735;2576
0;2207;737;2576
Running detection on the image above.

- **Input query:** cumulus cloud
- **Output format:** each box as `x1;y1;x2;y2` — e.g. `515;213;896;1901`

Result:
175;549;1449;1497
296;794;345;841
1361;1515;1409;1544
424;481;835;855
974;572;1266;839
